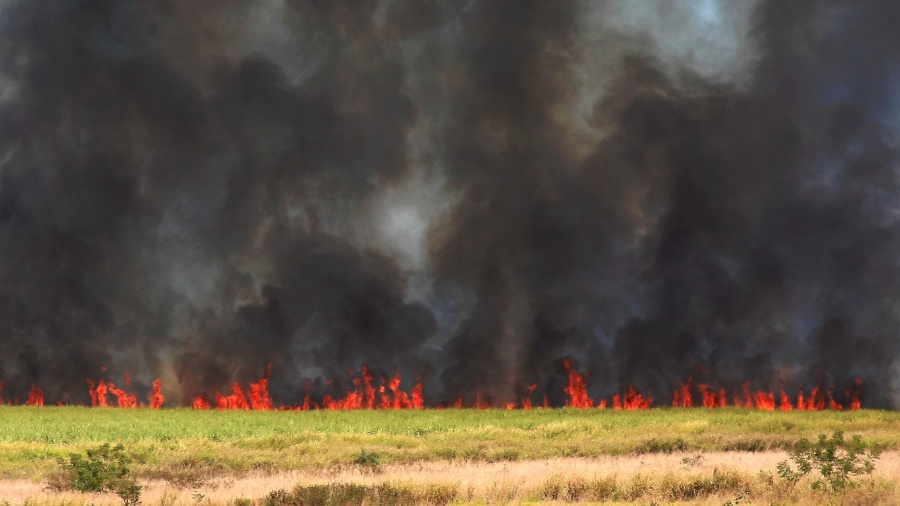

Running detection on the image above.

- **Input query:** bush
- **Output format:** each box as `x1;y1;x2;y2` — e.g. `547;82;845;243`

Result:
353;448;380;467
777;430;881;502
56;443;142;505
59;443;130;492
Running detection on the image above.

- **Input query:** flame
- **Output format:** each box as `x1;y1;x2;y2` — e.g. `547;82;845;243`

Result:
521;383;537;410
697;384;727;407
149;378;165;409
563;360;593;408
192;395;210;409
27;384;43;406
779;389;792;411
670;379;861;412
108;382;138;408
215;384;250;410
0;363;868;411
86;379;108;407
672;378;693;407
248;364;273;411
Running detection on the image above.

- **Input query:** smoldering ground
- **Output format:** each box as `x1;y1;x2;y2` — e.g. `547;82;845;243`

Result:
0;0;898;407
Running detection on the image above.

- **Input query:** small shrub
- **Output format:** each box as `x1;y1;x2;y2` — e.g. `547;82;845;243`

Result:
634;437;688;454
680;454;705;469
539;475;617;502
115;479;142;506
264;489;296;506
353;448;380;467
661;469;747;500
416;483;458;505
488;449;519;461
724;438;767;452
55;443;142;505
58;443;131;492
293;484;329;506
287;482;457;506
777;430;881;503
327;483;368;505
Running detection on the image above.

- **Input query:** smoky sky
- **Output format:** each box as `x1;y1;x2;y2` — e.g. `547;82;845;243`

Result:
0;0;898;407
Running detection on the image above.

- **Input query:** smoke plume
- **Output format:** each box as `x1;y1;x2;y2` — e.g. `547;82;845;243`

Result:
0;0;898;407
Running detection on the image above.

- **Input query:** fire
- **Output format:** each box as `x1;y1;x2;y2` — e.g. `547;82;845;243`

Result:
669;379;861;412
192;365;426;411
149;378;165;409
87;375;139;408
86;379;108;407
215;384;250;410
521;383;537;410
697;384;727;407
192;395;210;409
0;363;868;411
27;385;43;406
248;365;273;410
563;360;593;408
779;389;792;411
672;378;693;407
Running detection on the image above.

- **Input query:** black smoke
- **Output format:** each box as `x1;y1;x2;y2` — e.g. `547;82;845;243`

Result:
0;0;897;407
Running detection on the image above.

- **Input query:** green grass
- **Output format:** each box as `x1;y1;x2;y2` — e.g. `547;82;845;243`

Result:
0;406;897;481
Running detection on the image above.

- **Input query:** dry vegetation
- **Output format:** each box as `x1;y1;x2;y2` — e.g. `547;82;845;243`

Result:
1;407;898;505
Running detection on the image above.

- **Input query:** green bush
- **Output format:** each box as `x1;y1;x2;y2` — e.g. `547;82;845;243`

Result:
353;448;380;467
57;443;142;505
777;430;881;501
58;443;130;492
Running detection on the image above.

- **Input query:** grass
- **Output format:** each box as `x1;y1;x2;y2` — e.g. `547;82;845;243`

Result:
0;406;898;483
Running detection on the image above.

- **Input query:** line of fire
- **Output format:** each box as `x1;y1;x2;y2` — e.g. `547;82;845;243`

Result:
0;361;862;411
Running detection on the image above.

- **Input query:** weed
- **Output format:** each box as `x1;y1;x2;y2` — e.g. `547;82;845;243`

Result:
159;492;177;506
114;479;142;506
724;438;767;452
353;448;380;467
680;454;706;469
58;443;130;492
55;443;142;505
661;469;747;500
539;475;617;501
634;437;688;454
263;489;294;506
777;430;882;504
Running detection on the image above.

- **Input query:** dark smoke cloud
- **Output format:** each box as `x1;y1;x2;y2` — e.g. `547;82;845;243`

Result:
0;0;898;407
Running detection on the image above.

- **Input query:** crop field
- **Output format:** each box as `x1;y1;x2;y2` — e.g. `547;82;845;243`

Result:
1;407;899;505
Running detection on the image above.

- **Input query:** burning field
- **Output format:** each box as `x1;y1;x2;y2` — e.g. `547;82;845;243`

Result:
2;0;900;503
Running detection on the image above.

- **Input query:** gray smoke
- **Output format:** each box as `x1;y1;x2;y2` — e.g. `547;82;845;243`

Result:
0;0;897;407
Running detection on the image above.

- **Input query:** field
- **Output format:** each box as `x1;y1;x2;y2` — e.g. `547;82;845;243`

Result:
1;407;899;505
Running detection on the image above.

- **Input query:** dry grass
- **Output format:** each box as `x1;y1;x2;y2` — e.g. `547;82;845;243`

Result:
4;451;900;505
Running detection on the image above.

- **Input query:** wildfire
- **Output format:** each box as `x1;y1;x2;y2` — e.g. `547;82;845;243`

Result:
0;364;866;411
562;361;653;410
668;380;861;411
27;384;43;406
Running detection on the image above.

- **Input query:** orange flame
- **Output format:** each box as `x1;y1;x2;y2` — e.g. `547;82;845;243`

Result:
149;378;164;409
192;395;210;409
672;378;693;407
563;360;593;408
27;384;43;406
0;364;869;411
